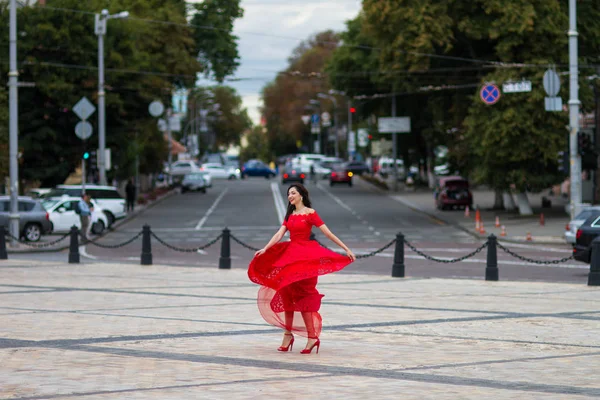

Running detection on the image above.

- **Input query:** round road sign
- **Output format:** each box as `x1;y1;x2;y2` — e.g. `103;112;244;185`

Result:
543;69;561;97
148;100;165;117
480;84;501;105
75;121;93;140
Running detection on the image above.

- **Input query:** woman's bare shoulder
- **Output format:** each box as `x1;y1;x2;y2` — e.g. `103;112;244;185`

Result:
305;208;316;215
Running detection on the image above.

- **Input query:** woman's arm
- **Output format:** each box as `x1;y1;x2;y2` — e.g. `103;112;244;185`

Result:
319;224;356;261
254;226;287;257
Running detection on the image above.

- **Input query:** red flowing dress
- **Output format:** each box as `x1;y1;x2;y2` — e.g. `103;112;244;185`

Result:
247;211;352;337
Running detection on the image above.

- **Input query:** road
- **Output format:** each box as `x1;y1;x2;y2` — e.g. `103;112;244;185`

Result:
9;176;587;283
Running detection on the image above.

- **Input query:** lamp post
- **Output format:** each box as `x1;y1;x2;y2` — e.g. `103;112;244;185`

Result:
317;93;339;158
95;9;129;186
309;99;321;154
8;0;19;245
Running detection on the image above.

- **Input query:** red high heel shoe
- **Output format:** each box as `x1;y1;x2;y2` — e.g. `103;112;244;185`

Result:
300;338;320;354
277;333;294;352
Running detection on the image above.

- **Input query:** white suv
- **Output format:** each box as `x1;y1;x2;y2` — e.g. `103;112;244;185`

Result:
49;185;126;227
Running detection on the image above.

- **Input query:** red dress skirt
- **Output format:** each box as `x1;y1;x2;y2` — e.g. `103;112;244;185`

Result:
248;212;352;337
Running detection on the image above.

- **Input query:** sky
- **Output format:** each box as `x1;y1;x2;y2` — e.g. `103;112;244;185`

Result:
190;0;363;125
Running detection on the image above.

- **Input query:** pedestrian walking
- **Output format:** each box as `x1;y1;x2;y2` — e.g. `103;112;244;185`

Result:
77;193;93;242
248;184;356;354
309;164;317;184
125;178;136;212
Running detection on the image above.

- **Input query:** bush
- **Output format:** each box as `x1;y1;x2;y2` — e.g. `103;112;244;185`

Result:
137;195;147;205
360;174;389;190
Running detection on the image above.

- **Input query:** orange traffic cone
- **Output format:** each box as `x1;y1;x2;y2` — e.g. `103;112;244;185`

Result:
540;213;545;226
495;216;500;228
479;221;486;234
475;209;481;223
475;219;480;231
465;206;470;218
526;231;532;241
500;225;507;237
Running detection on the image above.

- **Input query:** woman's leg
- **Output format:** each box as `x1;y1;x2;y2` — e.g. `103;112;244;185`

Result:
280;311;294;348
301;311;319;349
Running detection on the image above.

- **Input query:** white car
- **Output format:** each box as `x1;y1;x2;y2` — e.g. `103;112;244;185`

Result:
52;185;126;227
42;197;109;235
168;160;202;177
201;163;241;180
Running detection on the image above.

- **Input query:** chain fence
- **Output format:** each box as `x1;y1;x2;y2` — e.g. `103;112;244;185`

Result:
81;232;143;249
4;231;71;249
230;234;260;252
150;232;223;253
404;238;489;263
497;242;574;265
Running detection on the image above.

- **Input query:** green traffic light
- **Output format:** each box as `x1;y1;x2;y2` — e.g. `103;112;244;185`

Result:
83;152;90;160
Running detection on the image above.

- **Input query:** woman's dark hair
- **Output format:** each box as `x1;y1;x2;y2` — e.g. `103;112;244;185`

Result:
284;184;312;221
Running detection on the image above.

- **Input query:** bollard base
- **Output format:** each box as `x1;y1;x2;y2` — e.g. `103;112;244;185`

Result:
588;271;600;286
392;263;405;278
141;253;152;266
219;257;231;269
68;253;80;264
485;268;499;281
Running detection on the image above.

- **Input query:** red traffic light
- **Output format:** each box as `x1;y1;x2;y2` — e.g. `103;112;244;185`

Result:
350;107;356;113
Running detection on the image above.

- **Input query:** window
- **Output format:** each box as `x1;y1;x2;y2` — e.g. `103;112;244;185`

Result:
88;189;122;199
18;201;35;212
591;216;600;228
0;201;8;212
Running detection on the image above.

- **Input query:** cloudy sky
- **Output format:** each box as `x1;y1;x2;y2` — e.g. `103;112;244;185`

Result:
191;0;362;125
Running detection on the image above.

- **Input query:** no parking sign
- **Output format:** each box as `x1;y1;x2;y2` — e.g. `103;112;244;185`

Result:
480;84;501;105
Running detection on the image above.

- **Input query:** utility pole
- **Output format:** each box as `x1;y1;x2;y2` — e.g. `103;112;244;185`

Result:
568;0;582;219
392;95;398;192
167;107;173;185
8;0;20;245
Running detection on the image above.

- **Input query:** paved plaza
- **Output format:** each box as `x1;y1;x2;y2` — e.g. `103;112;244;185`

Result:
1;260;600;399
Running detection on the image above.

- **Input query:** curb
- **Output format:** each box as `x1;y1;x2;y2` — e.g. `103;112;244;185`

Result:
6;189;178;254
358;176;567;246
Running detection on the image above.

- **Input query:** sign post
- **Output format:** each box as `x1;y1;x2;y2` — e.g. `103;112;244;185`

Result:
378;97;413;191
73;97;96;189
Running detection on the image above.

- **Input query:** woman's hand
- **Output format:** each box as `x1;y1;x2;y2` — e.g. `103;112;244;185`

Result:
254;248;266;257
346;249;356;262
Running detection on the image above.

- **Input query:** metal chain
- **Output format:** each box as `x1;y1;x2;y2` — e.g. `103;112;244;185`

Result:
497;242;574;264
4;231;71;248
404;239;489;263
81;231;143;249
150;232;223;253
230;234;260;251
314;237;397;259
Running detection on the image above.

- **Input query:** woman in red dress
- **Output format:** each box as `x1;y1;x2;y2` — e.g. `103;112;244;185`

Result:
248;184;356;354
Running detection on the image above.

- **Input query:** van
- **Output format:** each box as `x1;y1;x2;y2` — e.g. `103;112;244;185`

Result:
291;154;327;174
376;157;405;178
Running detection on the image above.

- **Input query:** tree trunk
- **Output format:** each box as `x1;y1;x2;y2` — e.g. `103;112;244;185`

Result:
492;189;504;210
515;191;533;215
503;191;517;211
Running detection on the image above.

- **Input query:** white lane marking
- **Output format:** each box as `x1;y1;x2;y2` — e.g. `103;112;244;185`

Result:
79;245;98;260
195;189;229;230
271;182;286;223
389;195;426;212
497;242;571;253
197;249;207;255
316;182;354;213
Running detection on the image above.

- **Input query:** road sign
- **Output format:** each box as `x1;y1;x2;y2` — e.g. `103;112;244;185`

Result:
321;112;331;127
75;121;93;140
543;69;560;96
545;97;563;112
73;97;96;121
301;115;310;125
148;100;165;117
357;129;369;147
378;117;411;133
480;84;501;105
311;114;320;124
502;80;532;93
347;130;356;153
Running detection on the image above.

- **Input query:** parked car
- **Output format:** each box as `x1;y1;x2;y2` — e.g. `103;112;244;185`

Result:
290;154;327;174
0;196;52;242
282;165;305;184
344;160;370;175
25;188;53;199
573;214;600;263
42;197;109;235
181;173;208;193
434;176;473;210
329;164;353;187
565;207;600;245
201;163;241;180
49;185;126;227
167;160;202;177
242;160;277;178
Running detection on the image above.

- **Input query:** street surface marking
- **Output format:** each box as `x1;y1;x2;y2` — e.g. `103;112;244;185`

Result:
195;189;229;230
316;182;354;212
271;182;287;223
79;245;97;260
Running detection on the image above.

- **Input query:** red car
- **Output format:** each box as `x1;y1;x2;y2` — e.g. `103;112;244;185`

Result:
329;164;353;187
435;176;473;210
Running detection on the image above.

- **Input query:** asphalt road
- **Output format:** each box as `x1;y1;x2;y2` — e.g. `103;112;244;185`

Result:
7;176;587;284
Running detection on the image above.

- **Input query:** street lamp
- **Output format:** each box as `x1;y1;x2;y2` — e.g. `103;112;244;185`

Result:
317;93;339;158
8;0;19;244
95;9;129;186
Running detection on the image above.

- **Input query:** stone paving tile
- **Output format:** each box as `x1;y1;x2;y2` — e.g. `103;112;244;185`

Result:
1;261;600;399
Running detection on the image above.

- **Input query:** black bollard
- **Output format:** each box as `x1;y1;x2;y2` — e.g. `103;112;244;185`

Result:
0;226;7;260
485;234;498;281
588;236;600;286
392;233;405;278
140;225;152;266
68;226;80;264
219;227;231;269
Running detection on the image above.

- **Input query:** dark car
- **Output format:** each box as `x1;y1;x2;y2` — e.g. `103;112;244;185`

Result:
181;173;207;194
242;159;276;179
344;161;370;175
434;176;473;211
0;196;52;242
573;214;600;263
282;165;305;184
329;164;353;187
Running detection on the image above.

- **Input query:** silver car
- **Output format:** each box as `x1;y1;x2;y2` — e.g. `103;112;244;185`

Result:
565;207;600;244
0;196;53;242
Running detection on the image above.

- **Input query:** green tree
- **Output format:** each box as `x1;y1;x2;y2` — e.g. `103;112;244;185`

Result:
239;126;271;163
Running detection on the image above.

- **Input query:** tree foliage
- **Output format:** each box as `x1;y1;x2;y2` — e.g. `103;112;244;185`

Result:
239;126;271;163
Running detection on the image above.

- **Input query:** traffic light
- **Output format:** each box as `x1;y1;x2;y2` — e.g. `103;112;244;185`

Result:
83;151;90;160
557;150;569;175
350;107;356;114
90;151;97;169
